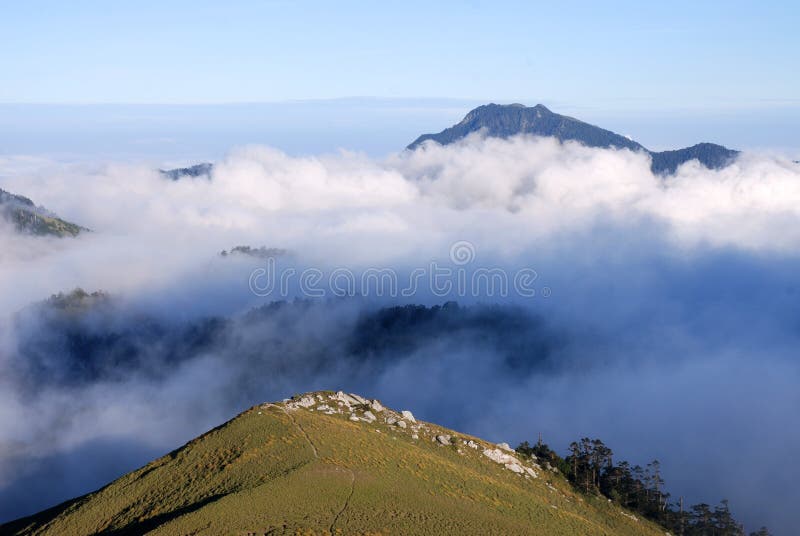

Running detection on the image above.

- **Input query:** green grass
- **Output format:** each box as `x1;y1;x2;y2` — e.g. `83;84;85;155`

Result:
2;392;667;535
6;207;86;237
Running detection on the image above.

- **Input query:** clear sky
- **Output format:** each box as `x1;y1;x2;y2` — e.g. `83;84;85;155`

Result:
1;1;799;159
2;0;798;108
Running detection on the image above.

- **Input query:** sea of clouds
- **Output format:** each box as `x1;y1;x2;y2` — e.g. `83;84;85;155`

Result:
1;134;799;532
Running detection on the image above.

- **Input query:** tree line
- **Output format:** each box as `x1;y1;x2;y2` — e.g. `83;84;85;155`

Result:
516;437;771;536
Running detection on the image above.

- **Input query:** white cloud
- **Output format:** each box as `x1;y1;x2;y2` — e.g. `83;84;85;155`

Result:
1;137;800;531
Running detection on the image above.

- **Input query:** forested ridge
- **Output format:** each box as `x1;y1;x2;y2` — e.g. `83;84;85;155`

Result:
517;438;771;536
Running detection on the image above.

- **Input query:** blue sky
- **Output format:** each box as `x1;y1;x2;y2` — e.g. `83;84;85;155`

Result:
1;1;798;158
2;1;798;107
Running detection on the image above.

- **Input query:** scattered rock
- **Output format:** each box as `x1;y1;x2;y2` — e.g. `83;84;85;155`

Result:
483;448;518;465
503;462;538;478
287;395;316;409
436;435;452;446
505;462;525;474
621;511;639;522
482;447;538;477
335;391;361;406
350;393;369;405
285;392;541;479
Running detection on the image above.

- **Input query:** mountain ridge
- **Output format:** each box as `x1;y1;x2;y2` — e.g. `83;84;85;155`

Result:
2;391;665;536
159;162;213;180
407;103;739;175
161;103;740;180
0;188;87;237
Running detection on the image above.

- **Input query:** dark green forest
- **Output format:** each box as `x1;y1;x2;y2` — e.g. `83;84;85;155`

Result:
516;438;771;536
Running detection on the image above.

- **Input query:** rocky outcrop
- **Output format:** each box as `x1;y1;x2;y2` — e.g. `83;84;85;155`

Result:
436;435;452;446
283;391;546;482
483;447;539;478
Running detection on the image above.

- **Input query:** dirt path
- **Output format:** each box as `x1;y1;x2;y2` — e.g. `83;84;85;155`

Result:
328;467;355;534
267;403;356;533
266;403;319;459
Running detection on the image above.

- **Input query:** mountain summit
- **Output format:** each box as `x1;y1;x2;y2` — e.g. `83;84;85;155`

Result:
408;103;739;175
409;103;643;153
3;391;664;535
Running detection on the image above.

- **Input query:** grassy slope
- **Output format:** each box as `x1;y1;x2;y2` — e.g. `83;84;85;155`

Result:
3;392;666;536
5;207;85;237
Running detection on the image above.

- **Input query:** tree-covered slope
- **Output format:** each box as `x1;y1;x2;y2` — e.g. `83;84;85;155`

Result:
159;162;213;180
0;188;86;237
649;142;739;175
2;392;666;536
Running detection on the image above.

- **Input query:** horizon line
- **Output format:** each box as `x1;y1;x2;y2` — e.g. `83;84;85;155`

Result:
1;97;799;110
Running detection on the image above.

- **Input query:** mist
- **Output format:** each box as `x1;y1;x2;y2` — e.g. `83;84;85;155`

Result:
1;135;799;532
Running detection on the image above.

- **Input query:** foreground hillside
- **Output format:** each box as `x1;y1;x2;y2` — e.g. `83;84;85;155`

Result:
2;392;665;536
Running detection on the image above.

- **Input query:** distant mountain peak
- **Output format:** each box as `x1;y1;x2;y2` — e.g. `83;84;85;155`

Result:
159;162;213;181
409;102;645;154
408;103;738;175
649;142;738;175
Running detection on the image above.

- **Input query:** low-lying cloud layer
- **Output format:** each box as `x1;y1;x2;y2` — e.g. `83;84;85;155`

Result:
1;135;799;532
